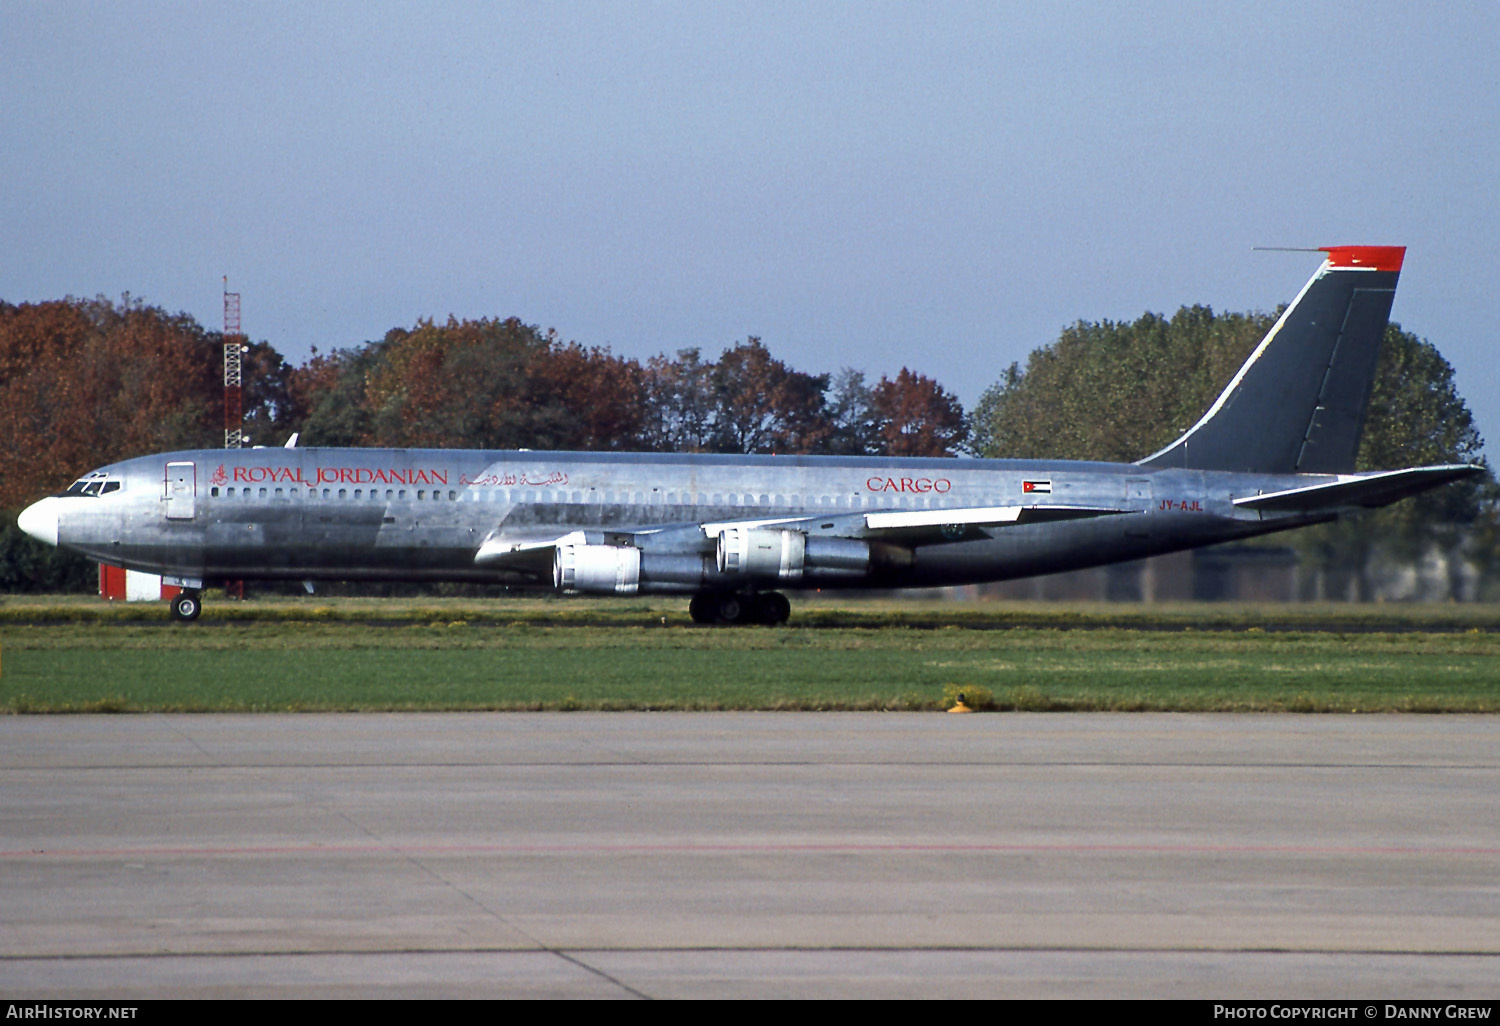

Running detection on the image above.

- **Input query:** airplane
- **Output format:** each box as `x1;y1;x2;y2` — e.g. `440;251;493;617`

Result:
16;245;1482;624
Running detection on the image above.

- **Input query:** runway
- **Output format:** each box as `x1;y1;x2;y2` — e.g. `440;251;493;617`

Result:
2;713;1497;998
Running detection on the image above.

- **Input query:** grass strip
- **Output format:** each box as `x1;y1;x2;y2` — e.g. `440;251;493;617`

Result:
3;619;1498;713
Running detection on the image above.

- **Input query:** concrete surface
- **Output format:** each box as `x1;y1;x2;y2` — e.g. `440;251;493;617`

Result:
1;713;1497;997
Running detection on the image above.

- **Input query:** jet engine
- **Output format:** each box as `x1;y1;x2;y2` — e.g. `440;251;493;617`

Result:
554;543;639;594
716;528;873;583
717;526;805;581
554;544;711;594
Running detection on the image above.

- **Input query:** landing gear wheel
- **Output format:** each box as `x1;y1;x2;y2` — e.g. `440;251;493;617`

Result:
715;594;747;625
691;591;791;626
170;590;202;623
752;592;791;625
689;594;716;624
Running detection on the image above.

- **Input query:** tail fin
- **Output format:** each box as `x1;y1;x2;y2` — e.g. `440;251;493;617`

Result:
1138;246;1404;474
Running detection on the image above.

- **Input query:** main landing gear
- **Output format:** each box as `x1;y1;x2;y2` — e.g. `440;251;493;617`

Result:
170;590;202;623
688;591;791;626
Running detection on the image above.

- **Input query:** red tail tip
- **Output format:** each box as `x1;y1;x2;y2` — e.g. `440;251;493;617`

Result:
1320;245;1405;273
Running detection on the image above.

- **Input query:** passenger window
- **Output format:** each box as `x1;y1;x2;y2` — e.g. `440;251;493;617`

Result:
258;487;267;498
275;488;283;497
354;489;362;499
338;489;347;499
210;487;219;497
417;490;425;500
449;490;456;501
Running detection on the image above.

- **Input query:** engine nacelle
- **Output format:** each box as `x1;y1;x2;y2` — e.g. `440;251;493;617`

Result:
554;544;715;594
717;529;878;583
554;543;640;594
806;536;873;574
717;527;806;581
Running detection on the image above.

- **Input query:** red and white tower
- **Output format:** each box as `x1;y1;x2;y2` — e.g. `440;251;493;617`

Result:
223;278;244;449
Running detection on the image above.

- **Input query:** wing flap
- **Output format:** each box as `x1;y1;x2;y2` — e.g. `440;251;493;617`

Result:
862;504;1128;545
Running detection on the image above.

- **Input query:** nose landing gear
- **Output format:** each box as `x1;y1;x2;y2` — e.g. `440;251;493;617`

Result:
169;590;202;623
688;591;791;626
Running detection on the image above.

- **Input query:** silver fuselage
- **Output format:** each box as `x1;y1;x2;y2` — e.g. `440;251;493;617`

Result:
32;447;1326;591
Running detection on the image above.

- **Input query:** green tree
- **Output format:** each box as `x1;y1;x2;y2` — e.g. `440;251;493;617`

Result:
970;309;1490;598
1294;327;1489;599
970;306;1269;462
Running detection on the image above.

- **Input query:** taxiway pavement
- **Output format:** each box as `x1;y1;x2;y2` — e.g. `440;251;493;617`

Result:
2;713;1497;998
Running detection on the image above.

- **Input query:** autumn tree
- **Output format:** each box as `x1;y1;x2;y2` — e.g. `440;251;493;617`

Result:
293;317;648;451
641;348;718;452
285;344;380;447
0;295;297;590
708;338;831;454
640;339;836;454
869;368;967;457
0;296;272;508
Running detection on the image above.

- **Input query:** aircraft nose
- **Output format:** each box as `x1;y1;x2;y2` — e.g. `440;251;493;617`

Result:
17;497;60;547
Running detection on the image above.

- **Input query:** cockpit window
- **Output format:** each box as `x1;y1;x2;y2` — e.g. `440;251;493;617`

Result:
62;473;118;497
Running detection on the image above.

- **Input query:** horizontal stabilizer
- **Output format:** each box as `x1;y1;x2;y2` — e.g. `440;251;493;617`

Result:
1232;465;1482;514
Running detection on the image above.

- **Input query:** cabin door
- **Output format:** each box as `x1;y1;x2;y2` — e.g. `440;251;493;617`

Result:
165;462;196;520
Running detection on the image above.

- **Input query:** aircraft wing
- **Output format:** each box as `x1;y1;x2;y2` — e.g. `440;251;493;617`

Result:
858;504;1129;545
697;504;1127;548
1232;464;1483;514
473;504;1130;573
473;529;590;574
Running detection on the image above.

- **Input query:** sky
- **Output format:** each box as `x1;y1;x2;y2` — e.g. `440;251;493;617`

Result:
4;1;1498;452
